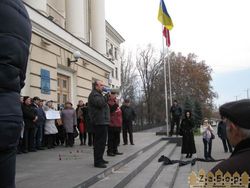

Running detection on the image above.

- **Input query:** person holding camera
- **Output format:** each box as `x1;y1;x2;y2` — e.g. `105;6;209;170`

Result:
88;80;110;168
200;118;214;160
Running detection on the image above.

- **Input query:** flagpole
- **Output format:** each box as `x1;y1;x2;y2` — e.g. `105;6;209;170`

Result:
162;25;169;136
166;46;173;107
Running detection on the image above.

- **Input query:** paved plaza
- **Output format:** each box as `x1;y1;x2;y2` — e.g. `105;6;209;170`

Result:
16;127;231;188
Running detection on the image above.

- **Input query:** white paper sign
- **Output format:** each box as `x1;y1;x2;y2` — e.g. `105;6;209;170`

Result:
45;110;61;120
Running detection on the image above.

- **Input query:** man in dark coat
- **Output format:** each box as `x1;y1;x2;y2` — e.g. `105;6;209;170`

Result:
217;117;233;153
0;1;31;188
121;99;136;145
82;103;95;146
210;99;250;178
170;100;182;136
88;80;110;168
32;97;46;150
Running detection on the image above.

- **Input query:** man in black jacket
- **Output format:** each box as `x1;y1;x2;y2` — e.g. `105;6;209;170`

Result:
217;117;233;153
0;0;31;187
32;97;46;150
121;99;136;145
88;80;110;168
170;100;182;136
210;99;250;177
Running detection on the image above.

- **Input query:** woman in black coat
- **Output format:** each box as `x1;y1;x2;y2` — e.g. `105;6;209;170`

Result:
180;111;196;158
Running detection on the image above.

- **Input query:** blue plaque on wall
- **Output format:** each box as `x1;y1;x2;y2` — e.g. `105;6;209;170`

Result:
41;69;50;94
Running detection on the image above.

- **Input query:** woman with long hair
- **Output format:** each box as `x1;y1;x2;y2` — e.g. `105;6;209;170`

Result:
180;111;196;158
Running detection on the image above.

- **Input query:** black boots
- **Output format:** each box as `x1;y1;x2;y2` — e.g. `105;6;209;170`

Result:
186;154;193;158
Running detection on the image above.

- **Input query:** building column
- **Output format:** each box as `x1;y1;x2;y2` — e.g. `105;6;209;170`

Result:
90;0;106;55
65;0;87;41
23;0;47;15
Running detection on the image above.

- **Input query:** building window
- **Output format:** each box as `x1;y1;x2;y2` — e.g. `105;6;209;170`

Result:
115;67;118;79
109;44;113;57
63;94;67;103
62;80;67;88
114;48;118;60
106;40;109;56
111;69;114;78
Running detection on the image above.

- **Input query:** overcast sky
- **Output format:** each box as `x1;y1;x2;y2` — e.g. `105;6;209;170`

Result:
105;0;250;106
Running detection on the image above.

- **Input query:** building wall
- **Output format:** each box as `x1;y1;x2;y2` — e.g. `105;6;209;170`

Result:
22;0;124;106
22;32;109;107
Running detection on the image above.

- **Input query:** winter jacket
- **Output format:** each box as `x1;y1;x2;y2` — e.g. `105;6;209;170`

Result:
0;0;31;123
217;121;227;139
32;103;46;126
120;105;136;123
108;96;122;128
61;108;77;133
22;104;36;129
110;107;122;128
211;138;250;175
0;0;31;150
170;105;182;118
82;106;93;133
88;89;110;126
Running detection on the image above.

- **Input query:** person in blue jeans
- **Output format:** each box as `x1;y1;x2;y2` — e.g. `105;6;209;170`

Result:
0;0;31;187
200;118;214;160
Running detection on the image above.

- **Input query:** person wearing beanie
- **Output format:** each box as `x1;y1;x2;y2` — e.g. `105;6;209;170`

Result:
210;99;250;176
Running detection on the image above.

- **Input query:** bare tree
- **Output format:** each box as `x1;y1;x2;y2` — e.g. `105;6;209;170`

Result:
120;50;138;101
136;44;163;124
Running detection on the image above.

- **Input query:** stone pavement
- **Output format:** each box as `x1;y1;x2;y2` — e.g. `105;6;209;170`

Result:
15;127;233;188
192;135;231;172
15;132;161;188
173;135;232;188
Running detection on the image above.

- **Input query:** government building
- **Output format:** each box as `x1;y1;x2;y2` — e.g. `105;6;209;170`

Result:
21;0;125;108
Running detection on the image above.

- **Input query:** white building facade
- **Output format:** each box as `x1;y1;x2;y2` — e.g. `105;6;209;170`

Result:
21;0;124;107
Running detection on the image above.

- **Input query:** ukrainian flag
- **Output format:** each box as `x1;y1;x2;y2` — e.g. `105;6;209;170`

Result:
158;0;173;30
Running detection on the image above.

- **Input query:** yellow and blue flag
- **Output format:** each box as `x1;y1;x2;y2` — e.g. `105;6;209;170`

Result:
158;0;173;30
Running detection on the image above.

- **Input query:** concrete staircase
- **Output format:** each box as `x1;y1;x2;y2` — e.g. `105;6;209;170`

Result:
74;138;184;188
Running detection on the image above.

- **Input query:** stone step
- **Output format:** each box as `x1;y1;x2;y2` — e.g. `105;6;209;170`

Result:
73;137;163;188
125;143;177;188
152;147;182;188
90;141;169;188
172;156;193;188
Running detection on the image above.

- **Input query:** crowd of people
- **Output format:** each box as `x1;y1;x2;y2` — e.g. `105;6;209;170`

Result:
17;81;136;169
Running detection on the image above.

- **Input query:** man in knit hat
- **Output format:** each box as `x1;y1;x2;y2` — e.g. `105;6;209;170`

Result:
210;99;250;176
